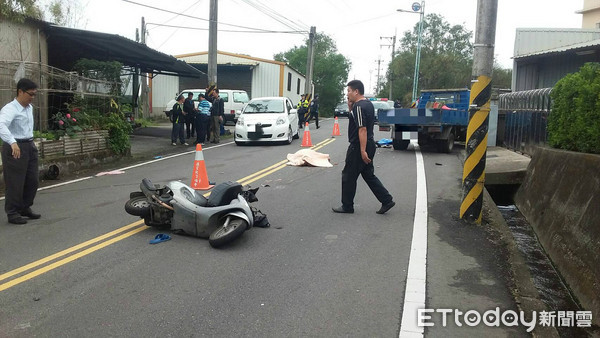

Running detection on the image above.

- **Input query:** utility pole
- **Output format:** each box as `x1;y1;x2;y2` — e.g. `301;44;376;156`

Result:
304;26;316;96
380;30;396;99
208;0;218;86
460;0;498;223
375;58;382;94
140;16;149;118
133;28;139;117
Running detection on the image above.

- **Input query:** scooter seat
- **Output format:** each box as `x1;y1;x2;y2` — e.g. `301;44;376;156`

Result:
208;181;242;207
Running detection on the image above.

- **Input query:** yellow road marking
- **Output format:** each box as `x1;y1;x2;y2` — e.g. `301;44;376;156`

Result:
0;221;143;282
0;226;148;292
0;137;337;291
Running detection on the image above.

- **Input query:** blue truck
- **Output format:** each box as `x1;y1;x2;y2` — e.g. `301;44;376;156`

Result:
377;88;470;153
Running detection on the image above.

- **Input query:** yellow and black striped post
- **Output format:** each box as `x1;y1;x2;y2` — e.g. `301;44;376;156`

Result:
460;75;492;223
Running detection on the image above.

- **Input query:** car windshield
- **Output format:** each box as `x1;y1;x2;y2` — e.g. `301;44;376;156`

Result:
372;102;391;110
234;92;250;103
180;90;205;101
336;103;348;110
243;99;284;114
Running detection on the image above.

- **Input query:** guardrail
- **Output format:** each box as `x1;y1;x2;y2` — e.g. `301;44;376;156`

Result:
498;88;552;155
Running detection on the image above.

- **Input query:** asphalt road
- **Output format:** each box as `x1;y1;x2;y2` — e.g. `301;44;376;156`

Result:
0;118;526;337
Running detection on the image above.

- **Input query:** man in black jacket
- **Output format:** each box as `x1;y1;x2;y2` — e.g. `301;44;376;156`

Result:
183;92;196;139
209;89;224;143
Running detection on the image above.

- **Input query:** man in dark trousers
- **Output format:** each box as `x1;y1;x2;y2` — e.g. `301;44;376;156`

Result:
306;94;320;129
208;89;224;143
183;92;196;139
0;78;41;224
332;80;395;214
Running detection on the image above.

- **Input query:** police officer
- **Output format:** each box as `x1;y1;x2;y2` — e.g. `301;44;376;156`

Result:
297;94;306;129
332;80;395;214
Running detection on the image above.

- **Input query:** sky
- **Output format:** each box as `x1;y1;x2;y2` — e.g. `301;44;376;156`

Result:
77;0;584;94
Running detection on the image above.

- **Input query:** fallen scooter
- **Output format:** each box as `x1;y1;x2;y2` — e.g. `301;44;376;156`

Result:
125;179;261;248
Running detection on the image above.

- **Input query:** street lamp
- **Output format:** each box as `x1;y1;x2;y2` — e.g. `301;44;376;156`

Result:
398;1;425;103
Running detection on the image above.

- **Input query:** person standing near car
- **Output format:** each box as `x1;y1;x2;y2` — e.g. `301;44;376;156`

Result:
183;92;196;139
306;94;320;129
171;95;188;146
209;89;224;143
297;94;306;129
332;80;395;215
195;94;211;145
0;78;42;224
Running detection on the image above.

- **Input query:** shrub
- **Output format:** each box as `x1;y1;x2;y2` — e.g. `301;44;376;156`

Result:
549;63;600;154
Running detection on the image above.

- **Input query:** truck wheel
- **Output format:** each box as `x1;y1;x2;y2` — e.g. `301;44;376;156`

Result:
393;139;410;150
437;132;455;153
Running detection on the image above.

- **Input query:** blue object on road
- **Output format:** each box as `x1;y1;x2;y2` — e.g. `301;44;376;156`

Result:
154;156;163;159
150;233;171;244
377;138;393;146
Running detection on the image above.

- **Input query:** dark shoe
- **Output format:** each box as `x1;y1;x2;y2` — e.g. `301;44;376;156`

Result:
332;206;354;214
8;216;28;224
21;209;41;219
376;201;395;214
316;126;320;129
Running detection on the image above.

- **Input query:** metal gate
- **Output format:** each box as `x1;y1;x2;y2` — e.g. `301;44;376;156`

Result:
498;88;552;155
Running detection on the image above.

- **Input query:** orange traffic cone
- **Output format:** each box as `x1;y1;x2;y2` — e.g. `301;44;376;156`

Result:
191;144;214;190
332;116;341;136
301;122;313;147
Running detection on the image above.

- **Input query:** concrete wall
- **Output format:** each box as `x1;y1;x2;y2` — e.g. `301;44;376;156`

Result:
0;19;49;129
514;147;600;325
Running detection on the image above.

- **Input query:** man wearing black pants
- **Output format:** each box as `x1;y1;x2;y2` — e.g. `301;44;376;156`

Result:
332;80;395;214
0;78;41;224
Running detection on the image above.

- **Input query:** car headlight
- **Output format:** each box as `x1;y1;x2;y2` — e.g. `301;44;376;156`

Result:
276;117;285;125
237;117;244;126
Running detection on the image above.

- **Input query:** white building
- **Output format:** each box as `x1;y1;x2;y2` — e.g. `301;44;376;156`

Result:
150;51;307;115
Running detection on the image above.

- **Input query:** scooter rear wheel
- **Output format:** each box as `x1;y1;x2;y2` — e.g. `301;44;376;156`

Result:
124;196;151;217
209;216;248;248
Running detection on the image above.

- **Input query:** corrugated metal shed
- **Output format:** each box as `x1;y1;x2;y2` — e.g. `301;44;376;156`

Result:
514;28;600;59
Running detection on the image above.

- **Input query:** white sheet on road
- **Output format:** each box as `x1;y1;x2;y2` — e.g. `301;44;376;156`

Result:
286;149;333;168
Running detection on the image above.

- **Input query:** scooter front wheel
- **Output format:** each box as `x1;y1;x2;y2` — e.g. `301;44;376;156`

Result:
209;216;248;248
124;196;151;217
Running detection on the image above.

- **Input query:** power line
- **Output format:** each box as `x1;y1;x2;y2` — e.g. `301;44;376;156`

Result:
238;0;308;32
146;22;305;34
122;0;307;34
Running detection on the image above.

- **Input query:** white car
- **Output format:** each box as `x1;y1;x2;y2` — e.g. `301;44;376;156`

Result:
235;97;300;145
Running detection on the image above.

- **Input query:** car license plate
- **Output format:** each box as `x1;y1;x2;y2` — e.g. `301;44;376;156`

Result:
247;124;255;132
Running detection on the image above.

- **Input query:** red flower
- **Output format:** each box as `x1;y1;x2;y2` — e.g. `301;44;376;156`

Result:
66;113;71;119
72;108;80;112
59;120;64;126
72;118;77;122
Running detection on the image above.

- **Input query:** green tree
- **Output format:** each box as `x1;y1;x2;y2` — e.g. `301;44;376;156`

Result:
384;13;512;104
46;0;86;27
0;0;43;21
548;62;600;154
382;13;473;104
275;33;351;116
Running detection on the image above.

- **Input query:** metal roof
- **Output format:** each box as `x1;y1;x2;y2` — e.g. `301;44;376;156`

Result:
45;25;204;78
175;51;284;66
513;28;600;59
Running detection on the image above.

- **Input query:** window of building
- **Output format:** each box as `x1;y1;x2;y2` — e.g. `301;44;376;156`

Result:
297;78;301;94
287;72;292;91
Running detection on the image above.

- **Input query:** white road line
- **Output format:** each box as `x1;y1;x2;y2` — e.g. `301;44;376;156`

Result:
399;143;428;337
0;141;234;200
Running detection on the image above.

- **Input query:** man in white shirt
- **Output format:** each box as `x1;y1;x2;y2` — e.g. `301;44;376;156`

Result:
0;78;41;224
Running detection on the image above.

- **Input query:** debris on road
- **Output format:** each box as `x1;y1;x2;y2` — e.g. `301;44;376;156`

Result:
95;170;125;176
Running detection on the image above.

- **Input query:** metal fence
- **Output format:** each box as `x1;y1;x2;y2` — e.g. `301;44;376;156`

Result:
498;88;552;155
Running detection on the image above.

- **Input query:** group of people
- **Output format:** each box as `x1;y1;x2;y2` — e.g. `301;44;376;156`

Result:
0;78;394;226
296;93;319;129
170;88;225;146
